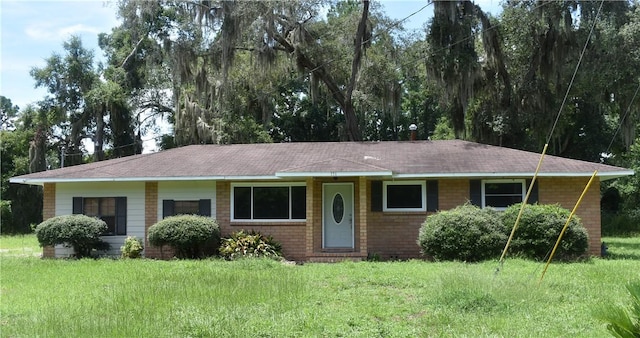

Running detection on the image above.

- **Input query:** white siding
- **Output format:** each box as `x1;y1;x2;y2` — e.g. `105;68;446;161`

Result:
54;182;145;257
157;181;216;221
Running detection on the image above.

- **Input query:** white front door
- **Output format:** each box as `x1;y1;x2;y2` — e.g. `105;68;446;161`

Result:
323;183;354;248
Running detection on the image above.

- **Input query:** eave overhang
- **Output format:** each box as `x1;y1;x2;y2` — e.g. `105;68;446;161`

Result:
10;169;633;186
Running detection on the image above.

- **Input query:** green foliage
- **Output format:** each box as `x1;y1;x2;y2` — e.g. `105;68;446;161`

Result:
502;203;589;261
1;200;13;229
120;236;144;259
219;230;283;260
417;203;506;261
597;282;640;338
602;209;640;237
612;137;640;212
34;215;110;258
1;95;19;130
1;121;44;234
147;215;220;259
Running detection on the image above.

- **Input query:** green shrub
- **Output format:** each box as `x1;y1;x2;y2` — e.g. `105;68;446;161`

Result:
501;203;588;260
147;215;220;259
596;282;640;338
602;209;640;237
219;230;282;260
34;215;110;258
417;203;506;262
121;236;144;259
0;200;12;232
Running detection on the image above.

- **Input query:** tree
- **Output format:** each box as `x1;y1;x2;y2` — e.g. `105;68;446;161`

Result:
0;104;48;233
30;36;97;166
113;0;395;144
31;35;140;164
0;96;19;131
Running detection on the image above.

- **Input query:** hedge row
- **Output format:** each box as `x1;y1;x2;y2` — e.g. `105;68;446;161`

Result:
35;214;282;260
418;203;589;262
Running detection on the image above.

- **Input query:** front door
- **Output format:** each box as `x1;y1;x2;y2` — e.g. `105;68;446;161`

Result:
323;183;354;248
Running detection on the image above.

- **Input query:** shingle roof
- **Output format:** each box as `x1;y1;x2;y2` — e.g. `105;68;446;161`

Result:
10;140;633;184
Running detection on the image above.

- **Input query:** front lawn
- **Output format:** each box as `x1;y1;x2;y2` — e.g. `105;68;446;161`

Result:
1;235;638;337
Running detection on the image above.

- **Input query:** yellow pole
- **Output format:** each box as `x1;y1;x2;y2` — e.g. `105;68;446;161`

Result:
539;170;598;284
497;144;549;270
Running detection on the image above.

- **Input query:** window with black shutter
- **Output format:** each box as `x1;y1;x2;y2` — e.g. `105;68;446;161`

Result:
73;197;127;236
480;179;527;209
382;181;427;212
162;199;212;218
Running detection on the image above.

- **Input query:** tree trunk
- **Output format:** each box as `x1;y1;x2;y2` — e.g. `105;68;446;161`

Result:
94;105;105;162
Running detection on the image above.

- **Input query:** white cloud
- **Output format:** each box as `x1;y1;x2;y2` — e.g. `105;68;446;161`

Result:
25;22;101;41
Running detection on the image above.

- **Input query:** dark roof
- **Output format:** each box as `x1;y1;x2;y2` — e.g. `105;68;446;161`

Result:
10;140;633;184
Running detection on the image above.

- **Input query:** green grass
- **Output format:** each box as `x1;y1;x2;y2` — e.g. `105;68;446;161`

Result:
1;235;639;337
0;234;39;257
603;236;640;260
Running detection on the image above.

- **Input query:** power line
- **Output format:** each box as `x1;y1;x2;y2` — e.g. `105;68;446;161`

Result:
546;0;605;145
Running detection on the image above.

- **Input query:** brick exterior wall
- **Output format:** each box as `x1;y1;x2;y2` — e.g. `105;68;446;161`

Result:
39;175;604;261
538;177;601;256
216;181;307;261
439;179;471;210
41;183;56;258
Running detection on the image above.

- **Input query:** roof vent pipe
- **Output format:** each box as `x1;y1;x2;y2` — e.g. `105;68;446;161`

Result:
409;123;418;141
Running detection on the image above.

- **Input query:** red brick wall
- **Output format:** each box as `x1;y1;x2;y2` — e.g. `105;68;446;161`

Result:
365;177;603;260
439;179;470;210
213;176;603;261
42;183;56;258
144;181;171;258
538;177;601;256
216;181;307;261
367;209;426;260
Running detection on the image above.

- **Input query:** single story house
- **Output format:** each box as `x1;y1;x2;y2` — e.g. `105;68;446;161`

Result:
10;140;633;261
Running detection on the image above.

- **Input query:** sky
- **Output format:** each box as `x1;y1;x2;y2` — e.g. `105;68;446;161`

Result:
0;0;501;151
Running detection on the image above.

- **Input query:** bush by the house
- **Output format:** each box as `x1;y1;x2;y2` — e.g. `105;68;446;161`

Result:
417;203;506;262
501;203;588;260
219;230;282;260
34;214;110;258
147;215;220;259
121;236;144;259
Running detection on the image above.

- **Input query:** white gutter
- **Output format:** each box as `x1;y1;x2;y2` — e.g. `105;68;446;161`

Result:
8;175;287;185
10;169;633;186
393;170;634;181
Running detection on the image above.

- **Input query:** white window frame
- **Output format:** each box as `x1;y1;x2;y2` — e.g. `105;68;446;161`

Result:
481;179;526;210
230;182;306;222
383;181;426;212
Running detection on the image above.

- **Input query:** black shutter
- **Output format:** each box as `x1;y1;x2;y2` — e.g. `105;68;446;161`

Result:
526;179;539;204
371;181;382;212
199;199;211;217
72;197;83;214
426;180;439;212
162;200;175;218
470;180;482;206
115;197;127;235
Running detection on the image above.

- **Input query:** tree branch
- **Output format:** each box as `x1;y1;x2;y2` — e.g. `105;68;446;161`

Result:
121;37;145;68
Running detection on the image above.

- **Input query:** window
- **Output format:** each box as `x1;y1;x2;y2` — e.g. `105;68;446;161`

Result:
482;180;525;209
174;201;200;215
162;199;211;218
383;181;426;212
73;197;126;236
231;184;306;221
